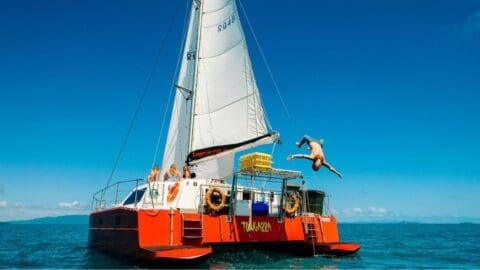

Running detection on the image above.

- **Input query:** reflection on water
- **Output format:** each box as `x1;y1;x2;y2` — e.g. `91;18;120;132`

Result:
83;249;130;269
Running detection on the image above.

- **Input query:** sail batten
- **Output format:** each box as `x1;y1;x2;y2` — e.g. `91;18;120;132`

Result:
196;92;254;116
202;0;233;14
198;39;242;59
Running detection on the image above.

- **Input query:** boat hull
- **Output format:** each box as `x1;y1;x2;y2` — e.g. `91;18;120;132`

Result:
89;207;359;266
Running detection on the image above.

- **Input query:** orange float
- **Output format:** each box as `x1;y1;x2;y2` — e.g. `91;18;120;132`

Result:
283;193;300;216
167;182;180;203
205;187;226;212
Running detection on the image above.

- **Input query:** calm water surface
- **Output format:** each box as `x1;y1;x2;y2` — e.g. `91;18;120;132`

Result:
0;223;479;268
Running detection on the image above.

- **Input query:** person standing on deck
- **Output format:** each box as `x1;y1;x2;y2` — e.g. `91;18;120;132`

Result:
287;135;342;178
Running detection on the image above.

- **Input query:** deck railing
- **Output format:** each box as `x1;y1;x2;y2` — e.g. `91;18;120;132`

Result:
91;178;144;210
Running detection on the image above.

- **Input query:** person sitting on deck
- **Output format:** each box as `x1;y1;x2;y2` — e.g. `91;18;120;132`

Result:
164;164;182;182
183;164;192;179
287;135;342;178
148;165;160;182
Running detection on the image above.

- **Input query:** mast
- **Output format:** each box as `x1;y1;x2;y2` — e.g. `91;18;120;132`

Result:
188;0;203;156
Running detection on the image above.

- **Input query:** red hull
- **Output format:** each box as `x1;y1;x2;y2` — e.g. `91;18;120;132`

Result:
89;207;359;266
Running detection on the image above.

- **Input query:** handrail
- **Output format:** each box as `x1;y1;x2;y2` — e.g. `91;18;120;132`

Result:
93;178;143;196
91;178;144;210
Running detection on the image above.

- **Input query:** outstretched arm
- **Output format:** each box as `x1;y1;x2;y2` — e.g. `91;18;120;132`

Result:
322;161;342;178
287;154;314;161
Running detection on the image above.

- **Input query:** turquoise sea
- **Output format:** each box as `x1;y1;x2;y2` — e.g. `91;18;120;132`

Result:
1;223;479;268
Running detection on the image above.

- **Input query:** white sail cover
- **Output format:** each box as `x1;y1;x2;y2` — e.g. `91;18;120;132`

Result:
162;0;274;179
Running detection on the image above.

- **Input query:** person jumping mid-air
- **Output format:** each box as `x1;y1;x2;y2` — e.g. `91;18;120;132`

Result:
287;135;342;178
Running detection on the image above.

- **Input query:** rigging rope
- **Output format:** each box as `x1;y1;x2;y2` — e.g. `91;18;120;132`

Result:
238;0;300;135
100;1;184;202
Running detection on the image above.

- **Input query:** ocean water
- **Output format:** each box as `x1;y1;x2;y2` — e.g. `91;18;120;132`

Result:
0;223;479;269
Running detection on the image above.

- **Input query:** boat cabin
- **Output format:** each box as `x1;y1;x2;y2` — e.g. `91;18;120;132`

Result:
91;167;328;220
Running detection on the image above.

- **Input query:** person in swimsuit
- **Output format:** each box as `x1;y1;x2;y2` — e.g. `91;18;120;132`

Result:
164;164;182;182
148;165;160;182
287;135;342;178
182;164;191;179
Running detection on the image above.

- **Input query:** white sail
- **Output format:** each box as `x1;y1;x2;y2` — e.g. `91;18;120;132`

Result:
195;154;235;180
188;0;274;164
162;0;275;179
161;2;199;175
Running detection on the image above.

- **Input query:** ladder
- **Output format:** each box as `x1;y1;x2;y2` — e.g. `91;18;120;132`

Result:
181;214;203;242
303;220;319;241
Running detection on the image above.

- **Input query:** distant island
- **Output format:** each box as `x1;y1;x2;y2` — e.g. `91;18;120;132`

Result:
9;215;89;225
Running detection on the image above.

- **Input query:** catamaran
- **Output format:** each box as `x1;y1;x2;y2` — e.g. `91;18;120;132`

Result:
89;0;359;266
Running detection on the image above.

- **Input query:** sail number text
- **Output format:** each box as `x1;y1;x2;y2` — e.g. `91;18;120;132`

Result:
218;14;236;32
187;51;196;60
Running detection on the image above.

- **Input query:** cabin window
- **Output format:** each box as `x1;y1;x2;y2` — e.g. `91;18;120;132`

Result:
242;191;251;200
123;188;146;205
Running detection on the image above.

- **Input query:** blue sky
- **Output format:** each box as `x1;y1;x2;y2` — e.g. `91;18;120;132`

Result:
1;0;479;222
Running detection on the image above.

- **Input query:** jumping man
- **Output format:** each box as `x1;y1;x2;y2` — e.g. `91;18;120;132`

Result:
287;135;342;178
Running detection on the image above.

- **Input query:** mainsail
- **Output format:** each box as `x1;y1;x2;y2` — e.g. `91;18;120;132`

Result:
162;0;276;179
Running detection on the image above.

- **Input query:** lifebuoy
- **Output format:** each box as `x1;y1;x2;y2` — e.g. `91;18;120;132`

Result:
205;187;226;212
283;193;300;216
167;182;180;203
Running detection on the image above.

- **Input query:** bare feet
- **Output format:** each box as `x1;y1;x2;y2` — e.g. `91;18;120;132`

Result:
287;155;293;160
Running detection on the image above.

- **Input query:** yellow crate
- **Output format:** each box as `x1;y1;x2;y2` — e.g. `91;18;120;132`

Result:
239;152;272;172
